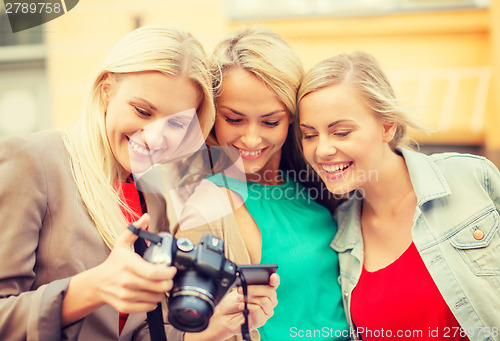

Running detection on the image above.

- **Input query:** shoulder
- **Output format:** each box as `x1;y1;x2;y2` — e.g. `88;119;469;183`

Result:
402;147;496;184
429;150;489;170
179;179;245;230
0;131;66;170
429;152;500;190
0;131;65;162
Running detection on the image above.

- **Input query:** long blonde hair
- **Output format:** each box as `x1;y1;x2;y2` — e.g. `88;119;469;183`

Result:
297;51;426;151
64;25;215;249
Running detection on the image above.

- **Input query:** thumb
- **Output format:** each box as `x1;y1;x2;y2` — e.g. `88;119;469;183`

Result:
269;273;280;289
116;213;150;248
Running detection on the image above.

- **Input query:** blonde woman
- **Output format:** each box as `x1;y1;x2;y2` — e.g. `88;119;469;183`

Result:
175;26;349;341
0;25;276;340
298;51;500;340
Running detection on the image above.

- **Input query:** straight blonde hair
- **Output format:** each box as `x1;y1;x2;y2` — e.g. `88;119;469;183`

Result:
208;26;305;174
298;51;426;151
64;25;215;249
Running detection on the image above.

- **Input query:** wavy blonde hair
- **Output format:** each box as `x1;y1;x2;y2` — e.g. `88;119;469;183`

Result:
64;25;215;249
297;51;426;151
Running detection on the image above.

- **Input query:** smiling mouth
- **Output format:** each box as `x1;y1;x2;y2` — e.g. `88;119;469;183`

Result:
128;138;153;157
235;146;267;159
319;161;353;175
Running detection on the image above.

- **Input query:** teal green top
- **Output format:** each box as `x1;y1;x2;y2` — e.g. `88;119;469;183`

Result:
209;175;348;340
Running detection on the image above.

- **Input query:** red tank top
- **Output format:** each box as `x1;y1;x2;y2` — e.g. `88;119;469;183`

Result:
351;242;468;340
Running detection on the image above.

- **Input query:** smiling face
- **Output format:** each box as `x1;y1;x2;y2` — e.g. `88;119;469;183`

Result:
103;71;201;176
299;83;396;195
214;68;290;183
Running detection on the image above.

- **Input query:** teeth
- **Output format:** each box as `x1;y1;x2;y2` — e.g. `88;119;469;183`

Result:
239;148;263;156
129;139;152;156
322;162;350;173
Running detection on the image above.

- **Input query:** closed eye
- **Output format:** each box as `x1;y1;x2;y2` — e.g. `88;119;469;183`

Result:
134;107;151;117
302;134;317;140
334;131;352;137
264;121;280;127
225;117;242;124
168;119;186;129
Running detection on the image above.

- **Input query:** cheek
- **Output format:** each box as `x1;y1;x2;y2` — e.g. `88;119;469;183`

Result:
270;125;289;146
301;143;315;164
214;120;231;144
104;112;116;144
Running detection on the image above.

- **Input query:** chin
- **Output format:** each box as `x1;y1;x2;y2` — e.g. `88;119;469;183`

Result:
243;163;263;174
323;181;350;196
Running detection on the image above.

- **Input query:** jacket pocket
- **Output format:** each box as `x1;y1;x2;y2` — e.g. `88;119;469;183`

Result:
449;209;500;276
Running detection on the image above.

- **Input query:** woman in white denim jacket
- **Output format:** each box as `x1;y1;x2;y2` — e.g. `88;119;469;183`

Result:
296;51;500;341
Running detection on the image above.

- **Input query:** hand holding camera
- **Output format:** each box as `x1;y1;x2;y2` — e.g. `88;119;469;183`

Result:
127;220;278;335
62;214;178;327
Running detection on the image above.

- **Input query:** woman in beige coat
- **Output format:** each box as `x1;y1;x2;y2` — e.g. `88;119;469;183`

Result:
0;25;277;341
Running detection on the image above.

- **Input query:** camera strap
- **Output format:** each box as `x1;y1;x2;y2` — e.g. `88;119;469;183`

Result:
133;235;167;341
238;270;252;341
131;178;167;341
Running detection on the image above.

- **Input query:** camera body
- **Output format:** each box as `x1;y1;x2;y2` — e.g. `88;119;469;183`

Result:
130;226;237;332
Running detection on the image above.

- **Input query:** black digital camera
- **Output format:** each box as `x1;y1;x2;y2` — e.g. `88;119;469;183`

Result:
128;225;237;332
128;225;277;333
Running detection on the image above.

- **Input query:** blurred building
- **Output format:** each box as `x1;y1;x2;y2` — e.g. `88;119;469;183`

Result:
1;0;499;166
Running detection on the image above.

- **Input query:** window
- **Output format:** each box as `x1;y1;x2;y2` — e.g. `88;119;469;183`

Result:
0;8;49;136
224;0;489;20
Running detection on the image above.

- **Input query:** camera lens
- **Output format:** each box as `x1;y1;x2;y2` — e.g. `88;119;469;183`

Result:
168;270;217;332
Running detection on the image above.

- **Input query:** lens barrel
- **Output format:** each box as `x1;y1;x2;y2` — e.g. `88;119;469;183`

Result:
167;270;217;332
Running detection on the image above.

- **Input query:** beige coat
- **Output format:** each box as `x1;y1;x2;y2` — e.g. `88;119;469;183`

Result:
0;132;183;341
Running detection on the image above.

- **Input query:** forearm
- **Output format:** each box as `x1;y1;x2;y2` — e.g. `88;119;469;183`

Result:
61;267;105;327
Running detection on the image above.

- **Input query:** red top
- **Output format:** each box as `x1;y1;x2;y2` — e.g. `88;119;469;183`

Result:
115;179;144;335
351;242;468;341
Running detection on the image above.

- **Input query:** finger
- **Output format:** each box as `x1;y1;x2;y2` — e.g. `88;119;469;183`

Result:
244;303;274;329
119;272;175;294
133;213;150;229
269;273;280;288
248;296;275;316
115;213;150;249
111;299;161;315
113;287;167;305
238;284;277;301
128;261;177;282
219;291;246;314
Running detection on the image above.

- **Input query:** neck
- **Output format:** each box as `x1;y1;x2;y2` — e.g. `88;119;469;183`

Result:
360;150;414;218
246;153;284;185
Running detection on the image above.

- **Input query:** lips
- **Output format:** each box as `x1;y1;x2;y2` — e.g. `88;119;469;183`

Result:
318;161;353;180
234;146;267;160
128;137;153;157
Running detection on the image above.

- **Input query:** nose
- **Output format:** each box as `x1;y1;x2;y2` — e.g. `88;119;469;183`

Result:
316;135;337;159
142;118;169;151
240;123;262;148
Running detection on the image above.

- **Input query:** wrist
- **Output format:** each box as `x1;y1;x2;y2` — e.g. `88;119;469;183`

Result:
62;267;106;326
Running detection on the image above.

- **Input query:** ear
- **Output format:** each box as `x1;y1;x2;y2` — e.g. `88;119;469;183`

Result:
382;121;397;143
100;73;115;110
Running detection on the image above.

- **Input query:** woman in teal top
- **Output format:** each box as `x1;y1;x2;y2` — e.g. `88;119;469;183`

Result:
175;26;348;341
208;175;348;340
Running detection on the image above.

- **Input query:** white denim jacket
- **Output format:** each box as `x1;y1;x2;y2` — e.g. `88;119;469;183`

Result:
332;148;500;341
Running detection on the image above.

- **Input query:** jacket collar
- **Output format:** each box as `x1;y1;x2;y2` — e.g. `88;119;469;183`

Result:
331;147;451;252
331;194;363;253
399;147;451;206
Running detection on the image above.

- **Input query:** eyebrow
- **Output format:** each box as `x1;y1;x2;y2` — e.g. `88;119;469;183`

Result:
220;106;287;117
300;119;354;129
131;97;157;111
